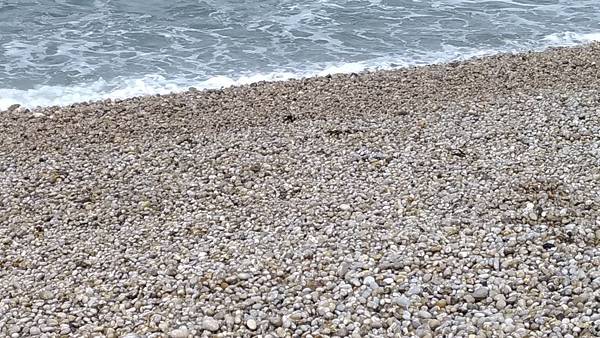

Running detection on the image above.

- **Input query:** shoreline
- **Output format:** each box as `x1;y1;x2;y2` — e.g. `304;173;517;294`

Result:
1;42;599;116
1;37;598;112
1;44;600;337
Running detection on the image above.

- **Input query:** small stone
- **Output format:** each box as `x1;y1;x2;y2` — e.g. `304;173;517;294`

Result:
8;325;21;334
402;310;411;320
371;318;383;329
464;294;476;303
472;286;489;300
275;327;287;337
159;321;169;331
407;285;422;296
429;319;441;330
202;317;220;332
335;327;349;337
503;323;515;333
29;327;41;335
428;245;442;253
122;333;142;338
39;290;53;300
416;325;433;338
394;295;411;309
40;326;55;333
318;303;333;315
169;326;189;338
237;272;251;280
337;262;349;278
246;319;258;330
363;276;379;288
269;316;283;327
282;316;292;328
339;204;351;211
105;328;116;338
417;310;432;319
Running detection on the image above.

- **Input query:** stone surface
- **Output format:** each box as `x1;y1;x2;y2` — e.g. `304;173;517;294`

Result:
169;327;189;338
472;287;490;300
246;319;257;331
202;317;220;332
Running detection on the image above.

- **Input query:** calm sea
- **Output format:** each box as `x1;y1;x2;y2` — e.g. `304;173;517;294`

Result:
1;0;599;109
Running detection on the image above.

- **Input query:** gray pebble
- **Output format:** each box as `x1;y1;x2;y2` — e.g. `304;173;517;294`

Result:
472;287;489;300
202;317;220;332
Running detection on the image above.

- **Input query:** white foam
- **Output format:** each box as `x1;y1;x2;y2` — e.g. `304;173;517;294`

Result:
0;76;185;110
542;32;600;45
0;73;300;110
0;64;388;110
2;31;599;111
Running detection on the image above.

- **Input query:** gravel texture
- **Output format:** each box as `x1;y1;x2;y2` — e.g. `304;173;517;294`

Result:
1;43;600;337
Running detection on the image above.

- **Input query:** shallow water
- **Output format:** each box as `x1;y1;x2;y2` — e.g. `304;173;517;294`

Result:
1;0;600;109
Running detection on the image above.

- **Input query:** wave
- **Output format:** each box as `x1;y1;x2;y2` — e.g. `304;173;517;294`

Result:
1;31;599;111
542;32;600;45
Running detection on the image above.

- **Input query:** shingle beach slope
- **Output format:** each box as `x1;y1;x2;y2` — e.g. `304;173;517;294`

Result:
1;43;600;338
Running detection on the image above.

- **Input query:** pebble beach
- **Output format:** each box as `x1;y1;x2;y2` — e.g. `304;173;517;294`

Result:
1;43;600;337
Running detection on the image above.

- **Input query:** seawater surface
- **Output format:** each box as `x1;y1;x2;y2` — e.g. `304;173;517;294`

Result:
1;0;600;109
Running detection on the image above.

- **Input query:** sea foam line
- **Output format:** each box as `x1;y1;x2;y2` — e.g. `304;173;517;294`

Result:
1;31;599;111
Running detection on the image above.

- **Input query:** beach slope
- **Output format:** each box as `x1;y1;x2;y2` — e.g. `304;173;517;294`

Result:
1;44;600;337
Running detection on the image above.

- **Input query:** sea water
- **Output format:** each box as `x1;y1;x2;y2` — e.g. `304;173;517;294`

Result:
1;0;599;109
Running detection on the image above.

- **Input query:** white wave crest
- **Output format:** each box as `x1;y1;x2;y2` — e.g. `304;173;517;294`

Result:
542;32;600;45
2;30;599;111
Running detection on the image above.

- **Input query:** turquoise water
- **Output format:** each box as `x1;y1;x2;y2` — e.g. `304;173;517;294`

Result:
1;0;599;108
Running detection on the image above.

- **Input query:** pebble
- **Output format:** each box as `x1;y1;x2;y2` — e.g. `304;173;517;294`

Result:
237;272;252;280
394;295;411;309
202;317;220;332
169;326;189;338
246;319;258;331
8;326;20;335
282;316;293;329
417;311;432;319
407;285;422;296
363;276;379;288
429;319;441;330
472;287;489;300
269;316;283;327
275;327;287;337
339;204;352;211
